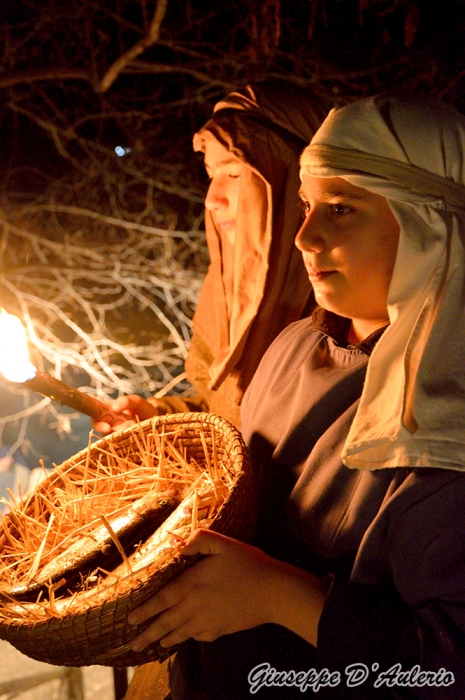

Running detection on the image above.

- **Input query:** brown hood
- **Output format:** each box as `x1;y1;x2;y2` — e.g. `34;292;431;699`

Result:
193;82;327;391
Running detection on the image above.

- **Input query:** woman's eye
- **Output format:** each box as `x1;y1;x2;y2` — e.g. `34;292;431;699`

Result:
330;203;352;216
298;199;311;217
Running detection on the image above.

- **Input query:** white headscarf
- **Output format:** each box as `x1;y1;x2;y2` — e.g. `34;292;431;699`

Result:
300;93;465;471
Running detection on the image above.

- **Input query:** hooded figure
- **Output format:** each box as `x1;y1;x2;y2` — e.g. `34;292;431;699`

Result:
134;94;465;699
300;92;465;471
152;82;326;427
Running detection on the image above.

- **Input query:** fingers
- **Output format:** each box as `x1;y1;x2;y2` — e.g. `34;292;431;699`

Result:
129;577;220;651
91;419;113;435
110;396;139;413
111;395;160;420
128;575;192;651
126;532;281;653
147;608;217;648
90;395;159;433
127;548;216;651
128;569;192;627
91;416;135;434
131;607;195;651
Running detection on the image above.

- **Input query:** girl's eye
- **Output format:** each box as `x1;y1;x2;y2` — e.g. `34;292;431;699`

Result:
330;203;353;216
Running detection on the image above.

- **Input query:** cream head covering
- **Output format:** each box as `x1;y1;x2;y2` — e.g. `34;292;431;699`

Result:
300;93;465;471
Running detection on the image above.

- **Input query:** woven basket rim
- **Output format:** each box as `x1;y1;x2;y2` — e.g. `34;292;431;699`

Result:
60;411;247;467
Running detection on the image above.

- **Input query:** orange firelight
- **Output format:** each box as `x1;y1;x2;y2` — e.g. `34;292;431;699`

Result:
0;308;36;382
0;308;125;426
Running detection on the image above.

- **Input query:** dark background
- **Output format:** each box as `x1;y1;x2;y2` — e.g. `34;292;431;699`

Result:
1;0;465;468
2;1;465;182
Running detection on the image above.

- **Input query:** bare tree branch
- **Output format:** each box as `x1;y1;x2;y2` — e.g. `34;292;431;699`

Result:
97;0;169;93
0;67;92;90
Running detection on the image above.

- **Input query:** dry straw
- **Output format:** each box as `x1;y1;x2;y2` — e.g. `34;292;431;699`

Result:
0;412;255;667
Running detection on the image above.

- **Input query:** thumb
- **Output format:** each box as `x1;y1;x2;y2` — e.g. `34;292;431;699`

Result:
180;529;231;556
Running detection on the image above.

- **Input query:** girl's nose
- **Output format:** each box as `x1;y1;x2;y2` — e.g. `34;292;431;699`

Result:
205;177;228;211
295;210;325;253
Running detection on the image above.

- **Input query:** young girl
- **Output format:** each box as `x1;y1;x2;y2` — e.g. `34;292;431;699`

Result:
127;94;465;699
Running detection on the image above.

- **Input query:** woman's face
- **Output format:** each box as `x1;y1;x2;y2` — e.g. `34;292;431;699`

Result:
296;175;400;341
204;139;244;245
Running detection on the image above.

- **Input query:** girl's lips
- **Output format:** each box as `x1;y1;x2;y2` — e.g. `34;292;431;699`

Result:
216;219;235;232
306;267;336;281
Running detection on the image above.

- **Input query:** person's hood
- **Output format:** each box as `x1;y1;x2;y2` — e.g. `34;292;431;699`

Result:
301;93;465;472
192;82;327;391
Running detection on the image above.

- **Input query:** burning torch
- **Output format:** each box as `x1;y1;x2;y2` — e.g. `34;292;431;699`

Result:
0;308;126;427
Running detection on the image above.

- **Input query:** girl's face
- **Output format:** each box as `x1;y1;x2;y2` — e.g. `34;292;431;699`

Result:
296;175;400;341
204;139;244;245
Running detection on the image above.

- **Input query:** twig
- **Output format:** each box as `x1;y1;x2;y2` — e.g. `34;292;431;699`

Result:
98;0;169;93
99;515;132;576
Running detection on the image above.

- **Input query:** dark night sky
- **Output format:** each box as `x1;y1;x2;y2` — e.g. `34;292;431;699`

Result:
2;1;465;177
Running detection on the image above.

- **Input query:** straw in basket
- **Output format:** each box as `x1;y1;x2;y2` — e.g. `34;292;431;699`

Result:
0;412;256;667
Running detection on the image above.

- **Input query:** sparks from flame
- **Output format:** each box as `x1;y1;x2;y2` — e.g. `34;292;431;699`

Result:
0;309;37;383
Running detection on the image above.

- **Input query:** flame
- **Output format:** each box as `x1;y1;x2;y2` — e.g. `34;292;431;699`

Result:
0;309;37;382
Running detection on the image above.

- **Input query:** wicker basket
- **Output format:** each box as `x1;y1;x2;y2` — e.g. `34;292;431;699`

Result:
0;412;256;667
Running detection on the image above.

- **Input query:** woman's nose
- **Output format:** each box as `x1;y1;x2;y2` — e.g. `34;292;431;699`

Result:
295;211;325;253
205;177;228;211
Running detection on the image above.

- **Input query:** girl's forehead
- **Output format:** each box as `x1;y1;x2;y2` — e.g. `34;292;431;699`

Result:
300;175;370;200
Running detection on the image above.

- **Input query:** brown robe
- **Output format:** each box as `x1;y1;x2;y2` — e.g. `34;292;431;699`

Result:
152;82;327;428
